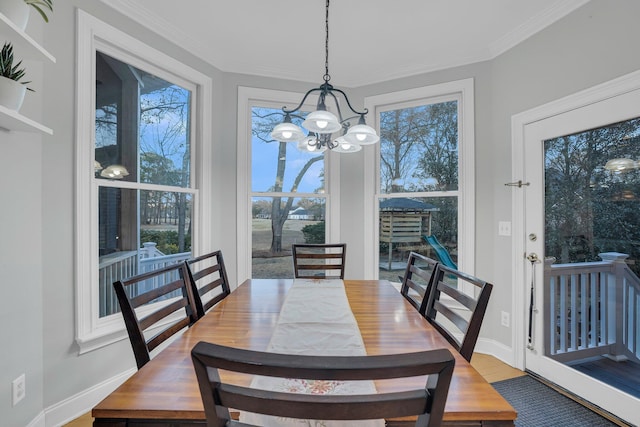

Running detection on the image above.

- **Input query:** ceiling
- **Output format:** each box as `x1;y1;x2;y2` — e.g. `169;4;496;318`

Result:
101;0;590;87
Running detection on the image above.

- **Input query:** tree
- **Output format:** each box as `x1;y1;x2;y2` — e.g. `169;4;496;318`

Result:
138;85;191;252
379;107;431;193
544;118;640;273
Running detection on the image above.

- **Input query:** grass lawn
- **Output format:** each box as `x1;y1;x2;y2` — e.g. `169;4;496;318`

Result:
251;218;404;283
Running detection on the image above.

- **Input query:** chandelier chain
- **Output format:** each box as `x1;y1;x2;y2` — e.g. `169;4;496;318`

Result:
324;0;330;83
271;0;378;152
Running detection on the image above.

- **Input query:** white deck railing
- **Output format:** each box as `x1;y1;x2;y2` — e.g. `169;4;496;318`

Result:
98;242;191;317
545;252;640;364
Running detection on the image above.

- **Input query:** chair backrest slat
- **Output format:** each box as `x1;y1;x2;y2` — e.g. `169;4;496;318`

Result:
292;243;346;279
145;317;193;352
113;262;199;369
129;278;188;307
185;250;231;317
138;298;190;331
400;252;439;314
424;264;493;362
191;342;455;427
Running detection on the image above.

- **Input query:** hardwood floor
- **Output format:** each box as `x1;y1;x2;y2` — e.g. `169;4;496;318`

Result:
62;353;524;426
63;412;93;427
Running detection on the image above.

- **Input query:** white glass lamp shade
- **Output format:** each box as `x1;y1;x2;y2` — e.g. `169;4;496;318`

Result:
297;137;327;153
604;158;637;172
271;122;305;142
100;164;130;179
331;137;362;153
343;124;379;145
302;110;342;134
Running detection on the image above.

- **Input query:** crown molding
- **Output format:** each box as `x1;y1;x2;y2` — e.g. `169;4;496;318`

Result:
488;0;591;58
98;0;217;68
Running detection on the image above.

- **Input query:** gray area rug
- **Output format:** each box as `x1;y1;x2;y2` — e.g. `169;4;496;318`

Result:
491;375;620;427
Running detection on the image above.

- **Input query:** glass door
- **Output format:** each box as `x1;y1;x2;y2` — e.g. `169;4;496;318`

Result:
522;86;640;425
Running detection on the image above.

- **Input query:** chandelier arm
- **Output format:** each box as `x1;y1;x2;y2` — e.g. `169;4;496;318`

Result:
325;89;345;123
340;114;362;124
329;86;369;116
282;87;324;115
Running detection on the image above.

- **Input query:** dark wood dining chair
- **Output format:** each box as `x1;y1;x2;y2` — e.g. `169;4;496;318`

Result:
191;341;455;427
400;251;439;315
185;250;231;318
291;243;346;279
424;263;493;362
113;262;199;370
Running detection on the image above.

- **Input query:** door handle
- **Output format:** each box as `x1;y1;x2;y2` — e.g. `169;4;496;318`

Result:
526;253;539;263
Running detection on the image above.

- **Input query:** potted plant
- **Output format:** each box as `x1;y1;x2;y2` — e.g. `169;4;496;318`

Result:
24;0;52;23
0;41;33;111
0;0;52;30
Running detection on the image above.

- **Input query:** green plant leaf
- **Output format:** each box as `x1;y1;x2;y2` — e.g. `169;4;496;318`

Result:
0;42;34;91
23;0;53;22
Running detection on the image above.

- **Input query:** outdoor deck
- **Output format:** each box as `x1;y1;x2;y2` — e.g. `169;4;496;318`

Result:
543;252;640;404
570;356;640;399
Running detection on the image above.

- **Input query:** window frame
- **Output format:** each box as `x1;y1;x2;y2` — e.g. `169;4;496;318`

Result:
362;79;475;280
75;10;212;353
236;87;340;283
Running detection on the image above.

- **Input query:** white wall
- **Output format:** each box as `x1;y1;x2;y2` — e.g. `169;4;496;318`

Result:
2;1;640;426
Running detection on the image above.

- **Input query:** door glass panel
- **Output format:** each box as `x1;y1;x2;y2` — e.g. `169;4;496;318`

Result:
543;116;640;399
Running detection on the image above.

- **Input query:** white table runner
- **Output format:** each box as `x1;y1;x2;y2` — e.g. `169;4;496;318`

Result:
240;279;385;427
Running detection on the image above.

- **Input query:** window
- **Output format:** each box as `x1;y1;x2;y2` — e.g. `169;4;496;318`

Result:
237;88;339;281
76;11;212;352
363;79;475;279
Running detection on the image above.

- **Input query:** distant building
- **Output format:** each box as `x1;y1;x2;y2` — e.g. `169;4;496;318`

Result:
288;207;313;220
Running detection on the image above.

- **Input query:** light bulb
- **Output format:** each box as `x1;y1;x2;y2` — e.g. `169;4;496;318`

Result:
282;131;293;139
342;142;352;150
316;120;328;129
356;133;367;142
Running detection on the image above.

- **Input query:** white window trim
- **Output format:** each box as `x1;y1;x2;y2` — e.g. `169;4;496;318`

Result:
75;9;212;353
362;78;475;279
236;87;340;283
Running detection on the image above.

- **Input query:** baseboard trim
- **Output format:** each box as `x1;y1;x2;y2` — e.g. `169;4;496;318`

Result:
26;411;45;427
474;337;515;366
43;367;135;427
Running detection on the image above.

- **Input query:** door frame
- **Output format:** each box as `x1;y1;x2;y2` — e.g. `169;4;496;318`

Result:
511;69;640;372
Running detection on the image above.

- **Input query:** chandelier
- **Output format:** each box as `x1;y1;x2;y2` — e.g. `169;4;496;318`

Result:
270;0;379;153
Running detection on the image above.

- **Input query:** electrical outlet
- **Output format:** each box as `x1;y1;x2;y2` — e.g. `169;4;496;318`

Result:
498;221;511;236
501;311;510;328
12;374;25;406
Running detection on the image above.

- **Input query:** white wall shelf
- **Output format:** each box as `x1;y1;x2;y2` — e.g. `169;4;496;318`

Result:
0;104;53;134
0;11;55;134
0;12;56;62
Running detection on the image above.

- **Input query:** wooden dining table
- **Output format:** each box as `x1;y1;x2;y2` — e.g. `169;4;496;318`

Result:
92;278;517;426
